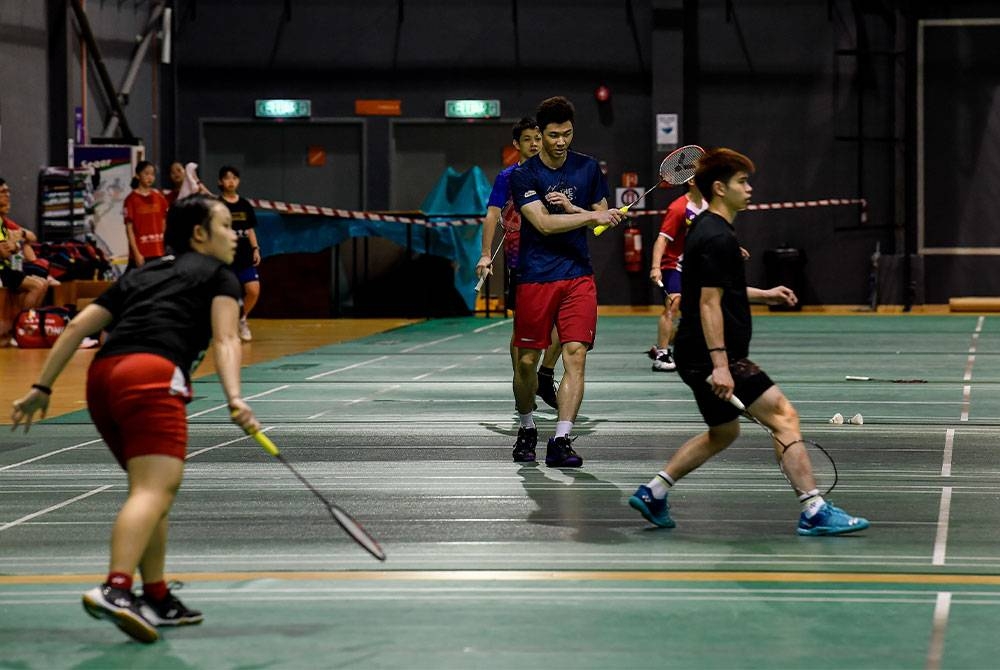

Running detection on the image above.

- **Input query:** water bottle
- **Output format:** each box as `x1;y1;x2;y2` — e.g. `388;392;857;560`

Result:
11;249;23;272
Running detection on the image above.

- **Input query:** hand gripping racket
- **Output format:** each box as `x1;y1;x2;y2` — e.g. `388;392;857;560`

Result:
593;144;705;237
709;381;839;497
250;430;386;561
474;229;507;293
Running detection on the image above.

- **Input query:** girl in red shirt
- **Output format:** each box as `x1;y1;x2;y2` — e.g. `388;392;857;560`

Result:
123;161;169;267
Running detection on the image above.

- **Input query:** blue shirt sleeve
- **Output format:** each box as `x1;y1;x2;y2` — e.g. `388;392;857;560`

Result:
510;163;541;211
487;169;511;209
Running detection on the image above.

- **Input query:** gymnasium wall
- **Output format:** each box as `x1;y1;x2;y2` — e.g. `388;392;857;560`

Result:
2;1;999;307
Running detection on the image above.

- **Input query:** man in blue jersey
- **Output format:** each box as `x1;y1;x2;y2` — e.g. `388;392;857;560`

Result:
477;118;562;413
507;96;625;467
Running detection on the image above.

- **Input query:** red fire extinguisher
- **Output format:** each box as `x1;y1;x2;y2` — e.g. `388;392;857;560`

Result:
623;223;643;273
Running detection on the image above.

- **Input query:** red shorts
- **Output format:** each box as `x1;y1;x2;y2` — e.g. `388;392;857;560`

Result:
86;353;191;469
513;275;598;350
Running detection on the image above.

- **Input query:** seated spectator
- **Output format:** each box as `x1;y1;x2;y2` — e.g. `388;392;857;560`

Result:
0;178;47;345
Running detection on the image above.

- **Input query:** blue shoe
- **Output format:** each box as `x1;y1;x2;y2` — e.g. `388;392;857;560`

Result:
628;485;675;528
797;502;869;536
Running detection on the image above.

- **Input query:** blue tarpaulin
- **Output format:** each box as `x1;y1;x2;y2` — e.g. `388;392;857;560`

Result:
255;210;482;311
253;167;490;312
420;166;492;218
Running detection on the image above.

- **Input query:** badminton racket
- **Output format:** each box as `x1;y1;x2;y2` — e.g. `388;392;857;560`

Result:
249;430;386;561
474;229;507;293
594;144;705;236
845;375;927;384
708;380;838;497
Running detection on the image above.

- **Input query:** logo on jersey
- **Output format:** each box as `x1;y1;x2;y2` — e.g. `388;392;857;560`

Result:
523;190;537;198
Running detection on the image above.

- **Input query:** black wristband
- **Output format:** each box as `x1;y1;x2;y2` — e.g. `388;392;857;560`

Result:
32;384;52;395
707;347;727;353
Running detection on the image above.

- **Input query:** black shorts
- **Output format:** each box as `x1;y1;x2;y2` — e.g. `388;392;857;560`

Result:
678;357;775;427
0;268;25;291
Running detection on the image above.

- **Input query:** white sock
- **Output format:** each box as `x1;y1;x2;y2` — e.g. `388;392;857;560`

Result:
647;471;674;499
799;491;825;518
519;413;535;429
555;420;573;438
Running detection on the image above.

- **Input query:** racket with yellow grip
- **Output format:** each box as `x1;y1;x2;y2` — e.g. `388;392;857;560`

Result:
593;144;704;237
248;428;386;561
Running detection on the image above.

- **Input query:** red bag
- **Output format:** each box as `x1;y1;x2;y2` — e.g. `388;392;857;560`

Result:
13;306;74;348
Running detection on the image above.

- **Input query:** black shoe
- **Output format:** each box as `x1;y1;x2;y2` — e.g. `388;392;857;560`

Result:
82;584;159;643
545;436;583;468
512;427;538;462
140;582;204;626
536;370;559;410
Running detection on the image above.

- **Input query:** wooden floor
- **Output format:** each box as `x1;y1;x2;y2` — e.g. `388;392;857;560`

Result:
0;318;419;424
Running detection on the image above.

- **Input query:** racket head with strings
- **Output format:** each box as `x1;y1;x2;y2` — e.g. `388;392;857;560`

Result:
776;439;838;498
710;381;838;497
595;144;706;237
657;144;705;186
251;431;387;561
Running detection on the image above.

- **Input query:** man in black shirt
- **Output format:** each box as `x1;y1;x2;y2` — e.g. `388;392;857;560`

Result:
628;148;869;536
12;195;262;643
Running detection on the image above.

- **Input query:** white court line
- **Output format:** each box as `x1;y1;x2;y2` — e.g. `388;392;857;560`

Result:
400;334;463;353
306;356;388;381
2;428;281;532
960;317;983;418
187;384;290;419
307;383;404;418
0;485;112;532
185;426;276;459
932;487;952;566
941;429;954;477
412;363;461;381
473;320;510;333
0;438;104;473
926;591;952;670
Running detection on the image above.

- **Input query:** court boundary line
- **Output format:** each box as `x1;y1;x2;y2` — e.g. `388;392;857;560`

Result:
0;485;113;532
6;570;1000;586
932;486;953;566
0;438;104;472
926;591;952;670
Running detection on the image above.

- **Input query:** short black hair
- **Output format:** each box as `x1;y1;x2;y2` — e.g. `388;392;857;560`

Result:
164;195;219;255
535;96;575;132
218;165;240;180
693;148;756;205
512;117;539;142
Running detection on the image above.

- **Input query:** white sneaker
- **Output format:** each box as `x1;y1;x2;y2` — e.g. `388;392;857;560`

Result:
238;317;252;342
651;350;676;372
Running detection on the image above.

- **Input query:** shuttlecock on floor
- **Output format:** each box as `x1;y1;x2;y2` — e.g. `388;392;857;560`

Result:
849;413;864;425
829;413;844;425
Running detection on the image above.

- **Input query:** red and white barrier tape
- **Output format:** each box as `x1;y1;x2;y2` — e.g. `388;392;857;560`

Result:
637;197;867;223
249;196;868;226
248;198;483;227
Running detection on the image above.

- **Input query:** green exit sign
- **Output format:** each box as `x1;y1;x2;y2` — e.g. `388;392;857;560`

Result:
445;99;501;119
255;99;312;119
